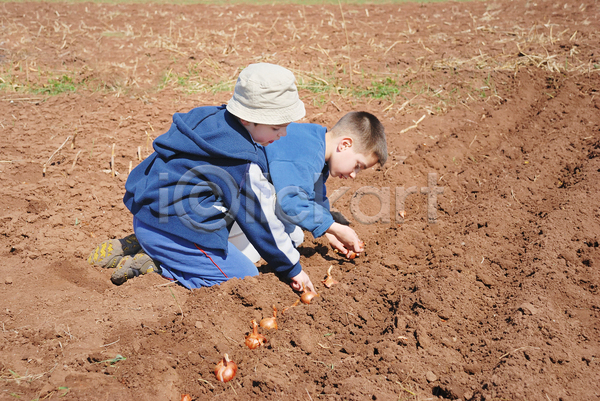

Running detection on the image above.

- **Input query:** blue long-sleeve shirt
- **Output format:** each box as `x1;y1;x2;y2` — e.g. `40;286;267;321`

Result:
123;105;301;278
266;123;335;238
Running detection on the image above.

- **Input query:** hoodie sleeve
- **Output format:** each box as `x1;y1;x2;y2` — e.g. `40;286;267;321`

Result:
268;159;334;239
235;163;302;279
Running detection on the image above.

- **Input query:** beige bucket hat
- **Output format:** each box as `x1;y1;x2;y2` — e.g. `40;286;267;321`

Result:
226;63;305;125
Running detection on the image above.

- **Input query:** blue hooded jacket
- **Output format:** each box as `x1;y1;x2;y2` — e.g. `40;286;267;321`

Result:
123;105;301;278
266;122;335;238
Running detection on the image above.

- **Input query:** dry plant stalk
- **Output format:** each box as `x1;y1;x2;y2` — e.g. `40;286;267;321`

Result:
383;162;399;178
70;149;82;172
337;0;352;86
396;94;420;114
43;135;71;177
400;115;426;134
145;131;153;154
111;143;116;177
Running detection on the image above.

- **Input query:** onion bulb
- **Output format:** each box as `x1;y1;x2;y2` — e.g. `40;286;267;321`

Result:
321;265;338;288
347;241;365;260
245;319;267;349
259;305;278;330
214;354;237;382
300;283;319;304
181;395;192;401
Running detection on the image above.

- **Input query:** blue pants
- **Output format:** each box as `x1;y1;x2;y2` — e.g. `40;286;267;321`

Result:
133;217;259;289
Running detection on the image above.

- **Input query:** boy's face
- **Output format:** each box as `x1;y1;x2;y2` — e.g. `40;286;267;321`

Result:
329;138;378;180
241;120;290;146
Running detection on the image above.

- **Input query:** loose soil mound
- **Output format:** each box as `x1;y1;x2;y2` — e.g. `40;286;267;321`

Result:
1;1;599;400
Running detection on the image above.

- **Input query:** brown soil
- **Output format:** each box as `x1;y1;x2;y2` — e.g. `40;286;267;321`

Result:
1;1;599;400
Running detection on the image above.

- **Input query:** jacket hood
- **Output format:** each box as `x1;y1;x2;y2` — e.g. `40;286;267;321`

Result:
153;105;262;164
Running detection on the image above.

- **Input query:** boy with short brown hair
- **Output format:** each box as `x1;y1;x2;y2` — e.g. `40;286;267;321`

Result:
233;111;387;260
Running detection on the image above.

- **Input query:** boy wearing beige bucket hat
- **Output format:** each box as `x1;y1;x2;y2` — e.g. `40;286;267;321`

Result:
89;63;316;293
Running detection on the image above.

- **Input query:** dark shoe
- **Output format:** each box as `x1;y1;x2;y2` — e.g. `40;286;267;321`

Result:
88;234;141;269
110;251;161;285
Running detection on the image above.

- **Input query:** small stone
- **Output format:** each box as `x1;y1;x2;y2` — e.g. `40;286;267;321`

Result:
418;290;440;312
437;309;452;320
496;258;516;270
426;371;437;382
559;251;578;265
195;321;202;328
441;337;454;348
519;302;538;315
463;363;481;375
5;277;13;284
416;326;432;349
476;272;495;287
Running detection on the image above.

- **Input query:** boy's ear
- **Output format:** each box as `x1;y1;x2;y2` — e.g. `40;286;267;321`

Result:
239;118;255;127
337;137;354;151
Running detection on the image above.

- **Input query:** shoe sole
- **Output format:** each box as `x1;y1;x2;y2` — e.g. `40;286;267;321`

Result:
111;252;161;285
88;234;141;269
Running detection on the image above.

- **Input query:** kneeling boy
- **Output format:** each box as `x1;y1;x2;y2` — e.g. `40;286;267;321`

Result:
88;63;316;293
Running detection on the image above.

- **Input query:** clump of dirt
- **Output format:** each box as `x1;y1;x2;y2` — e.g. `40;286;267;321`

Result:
1;1;599;400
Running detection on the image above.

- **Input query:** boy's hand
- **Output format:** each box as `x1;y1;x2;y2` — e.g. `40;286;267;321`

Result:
325;233;347;254
290;270;316;293
325;222;364;256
